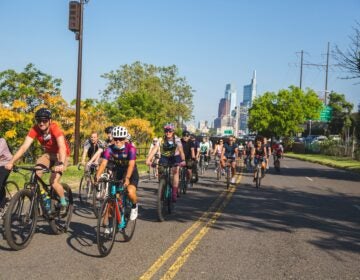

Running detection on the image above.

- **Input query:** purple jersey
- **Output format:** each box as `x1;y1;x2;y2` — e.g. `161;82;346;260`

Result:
102;142;137;176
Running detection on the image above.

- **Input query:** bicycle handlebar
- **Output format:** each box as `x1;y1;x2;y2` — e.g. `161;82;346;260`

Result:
13;165;52;173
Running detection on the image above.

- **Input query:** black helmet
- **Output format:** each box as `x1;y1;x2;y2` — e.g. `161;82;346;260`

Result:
35;108;51;119
104;126;113;134
182;130;190;137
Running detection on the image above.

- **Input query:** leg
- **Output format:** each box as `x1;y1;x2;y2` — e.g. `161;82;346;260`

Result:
172;166;179;201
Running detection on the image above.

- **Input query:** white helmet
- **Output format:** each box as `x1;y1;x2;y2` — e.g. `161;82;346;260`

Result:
112;126;128;138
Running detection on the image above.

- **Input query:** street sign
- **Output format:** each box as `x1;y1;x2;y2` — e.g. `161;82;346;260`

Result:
319;105;332;122
223;129;233;135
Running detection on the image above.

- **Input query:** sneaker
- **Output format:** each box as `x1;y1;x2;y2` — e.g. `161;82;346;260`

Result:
231;177;236;184
221;170;225;176
214;169;217;173
104;226;113;235
253;177;256;182
130;205;138;220
187;183;192;189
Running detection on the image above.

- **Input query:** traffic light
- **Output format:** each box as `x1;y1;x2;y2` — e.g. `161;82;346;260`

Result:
69;1;81;32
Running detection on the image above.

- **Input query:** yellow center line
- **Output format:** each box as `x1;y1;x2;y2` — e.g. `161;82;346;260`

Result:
139;188;228;280
160;184;237;280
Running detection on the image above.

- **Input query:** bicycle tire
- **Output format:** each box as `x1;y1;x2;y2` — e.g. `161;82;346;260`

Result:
49;183;73;234
4;181;19;201
217;165;221;180
92;180;107;218
180;168;187;195
79;175;93;205
4;189;38;250
274;159;280;172
117;196;136;242
97;197;116;257
256;167;261;188
226;167;230;189
157;178;171;222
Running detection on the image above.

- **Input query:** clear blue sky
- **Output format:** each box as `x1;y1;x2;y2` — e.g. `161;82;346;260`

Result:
1;1;359;125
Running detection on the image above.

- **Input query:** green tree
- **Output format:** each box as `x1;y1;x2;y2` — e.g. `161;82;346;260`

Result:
100;61;194;134
248;86;323;137
327;92;354;138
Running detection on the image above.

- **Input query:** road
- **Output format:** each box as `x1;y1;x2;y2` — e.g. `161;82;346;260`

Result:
1;157;360;280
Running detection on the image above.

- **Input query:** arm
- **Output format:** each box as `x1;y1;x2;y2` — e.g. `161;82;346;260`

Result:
88;148;103;165
146;144;159;165
95;158;108;182
54;135;67;172
124;159;135;187
6;136;34;170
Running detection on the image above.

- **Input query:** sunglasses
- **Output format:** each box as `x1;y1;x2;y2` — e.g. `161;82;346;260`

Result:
164;129;174;133
36;118;49;124
114;138;125;142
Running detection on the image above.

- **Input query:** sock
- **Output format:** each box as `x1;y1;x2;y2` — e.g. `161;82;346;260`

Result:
60;197;67;206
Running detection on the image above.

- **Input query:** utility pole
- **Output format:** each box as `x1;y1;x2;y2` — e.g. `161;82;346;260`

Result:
297;42;332;103
68;0;89;164
300;50;303;89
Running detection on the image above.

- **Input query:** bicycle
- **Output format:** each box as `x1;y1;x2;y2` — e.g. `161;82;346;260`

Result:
4;166;73;250
224;159;234;189
254;156;265;188
179;165;187;195
214;155;222;180
0;179;20;219
96;179;136;257
198;154;206;175
148;154;159;180
157;162;178;222
273;153;281;172
78;163;97;205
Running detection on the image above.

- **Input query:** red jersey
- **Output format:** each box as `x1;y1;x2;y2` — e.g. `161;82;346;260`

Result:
28;122;70;156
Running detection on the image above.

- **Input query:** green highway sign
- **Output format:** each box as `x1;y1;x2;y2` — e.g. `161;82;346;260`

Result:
223;129;233;135
319;105;332;122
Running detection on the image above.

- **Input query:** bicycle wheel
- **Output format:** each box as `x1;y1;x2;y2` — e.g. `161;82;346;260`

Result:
117;196;136;242
5;181;19;201
226;167;230;189
49;183;73;234
92;180;107;218
274;159;280;172
256;167;261;188
157;178;171;222
4;189;38;250
181;169;187;195
97;197;116;257
216;165;221;180
79;175;93;205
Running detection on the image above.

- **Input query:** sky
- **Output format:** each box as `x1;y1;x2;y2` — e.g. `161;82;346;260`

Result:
1;0;359;126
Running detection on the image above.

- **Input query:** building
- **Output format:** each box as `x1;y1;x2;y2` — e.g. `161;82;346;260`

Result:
225;83;237;113
243;71;257;107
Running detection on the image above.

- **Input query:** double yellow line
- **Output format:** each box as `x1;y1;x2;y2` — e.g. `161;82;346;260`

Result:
140;171;242;280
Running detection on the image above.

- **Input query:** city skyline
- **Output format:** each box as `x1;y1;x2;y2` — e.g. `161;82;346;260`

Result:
1;1;359;126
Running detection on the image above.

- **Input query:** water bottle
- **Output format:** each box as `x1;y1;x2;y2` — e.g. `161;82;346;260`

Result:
40;189;51;212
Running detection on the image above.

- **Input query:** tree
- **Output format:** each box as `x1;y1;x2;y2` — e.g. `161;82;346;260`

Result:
122;118;154;144
333;21;360;80
248;86;323;137
327;92;354;139
100;61;194;133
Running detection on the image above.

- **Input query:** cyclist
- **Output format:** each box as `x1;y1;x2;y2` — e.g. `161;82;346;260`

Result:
238;142;244;159
263;138;272;170
190;133;199;183
272;140;284;162
221;135;239;184
181;130;195;188
0;137;13;207
148;137;160;178
212;138;224;174
251;135;267;182
81;131;106;171
95;126;139;221
199;137;210;168
5;108;70;213
146;123;186;202
104;126;114;145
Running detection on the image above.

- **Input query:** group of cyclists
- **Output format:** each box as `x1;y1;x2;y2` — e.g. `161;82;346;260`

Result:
0;108;285;231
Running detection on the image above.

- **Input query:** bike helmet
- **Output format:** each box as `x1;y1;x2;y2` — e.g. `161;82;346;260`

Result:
104;126;113;134
35;108;51;119
112;126;128;138
163;122;175;131
182;130;190;137
255;135;264;143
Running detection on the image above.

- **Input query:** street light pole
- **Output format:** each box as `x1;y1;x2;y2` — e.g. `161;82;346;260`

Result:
69;0;88;164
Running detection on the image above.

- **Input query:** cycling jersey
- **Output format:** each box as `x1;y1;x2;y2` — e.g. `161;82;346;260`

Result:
224;143;237;159
181;139;194;160
199;142;209;154
161;136;182;157
102;142;138;181
28;122;70;156
83;139;106;159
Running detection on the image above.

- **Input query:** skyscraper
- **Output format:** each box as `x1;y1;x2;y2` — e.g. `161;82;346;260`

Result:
243;71;257;107
225;83;237;113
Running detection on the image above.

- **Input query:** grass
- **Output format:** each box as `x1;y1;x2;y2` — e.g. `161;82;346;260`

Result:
285;152;360;173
